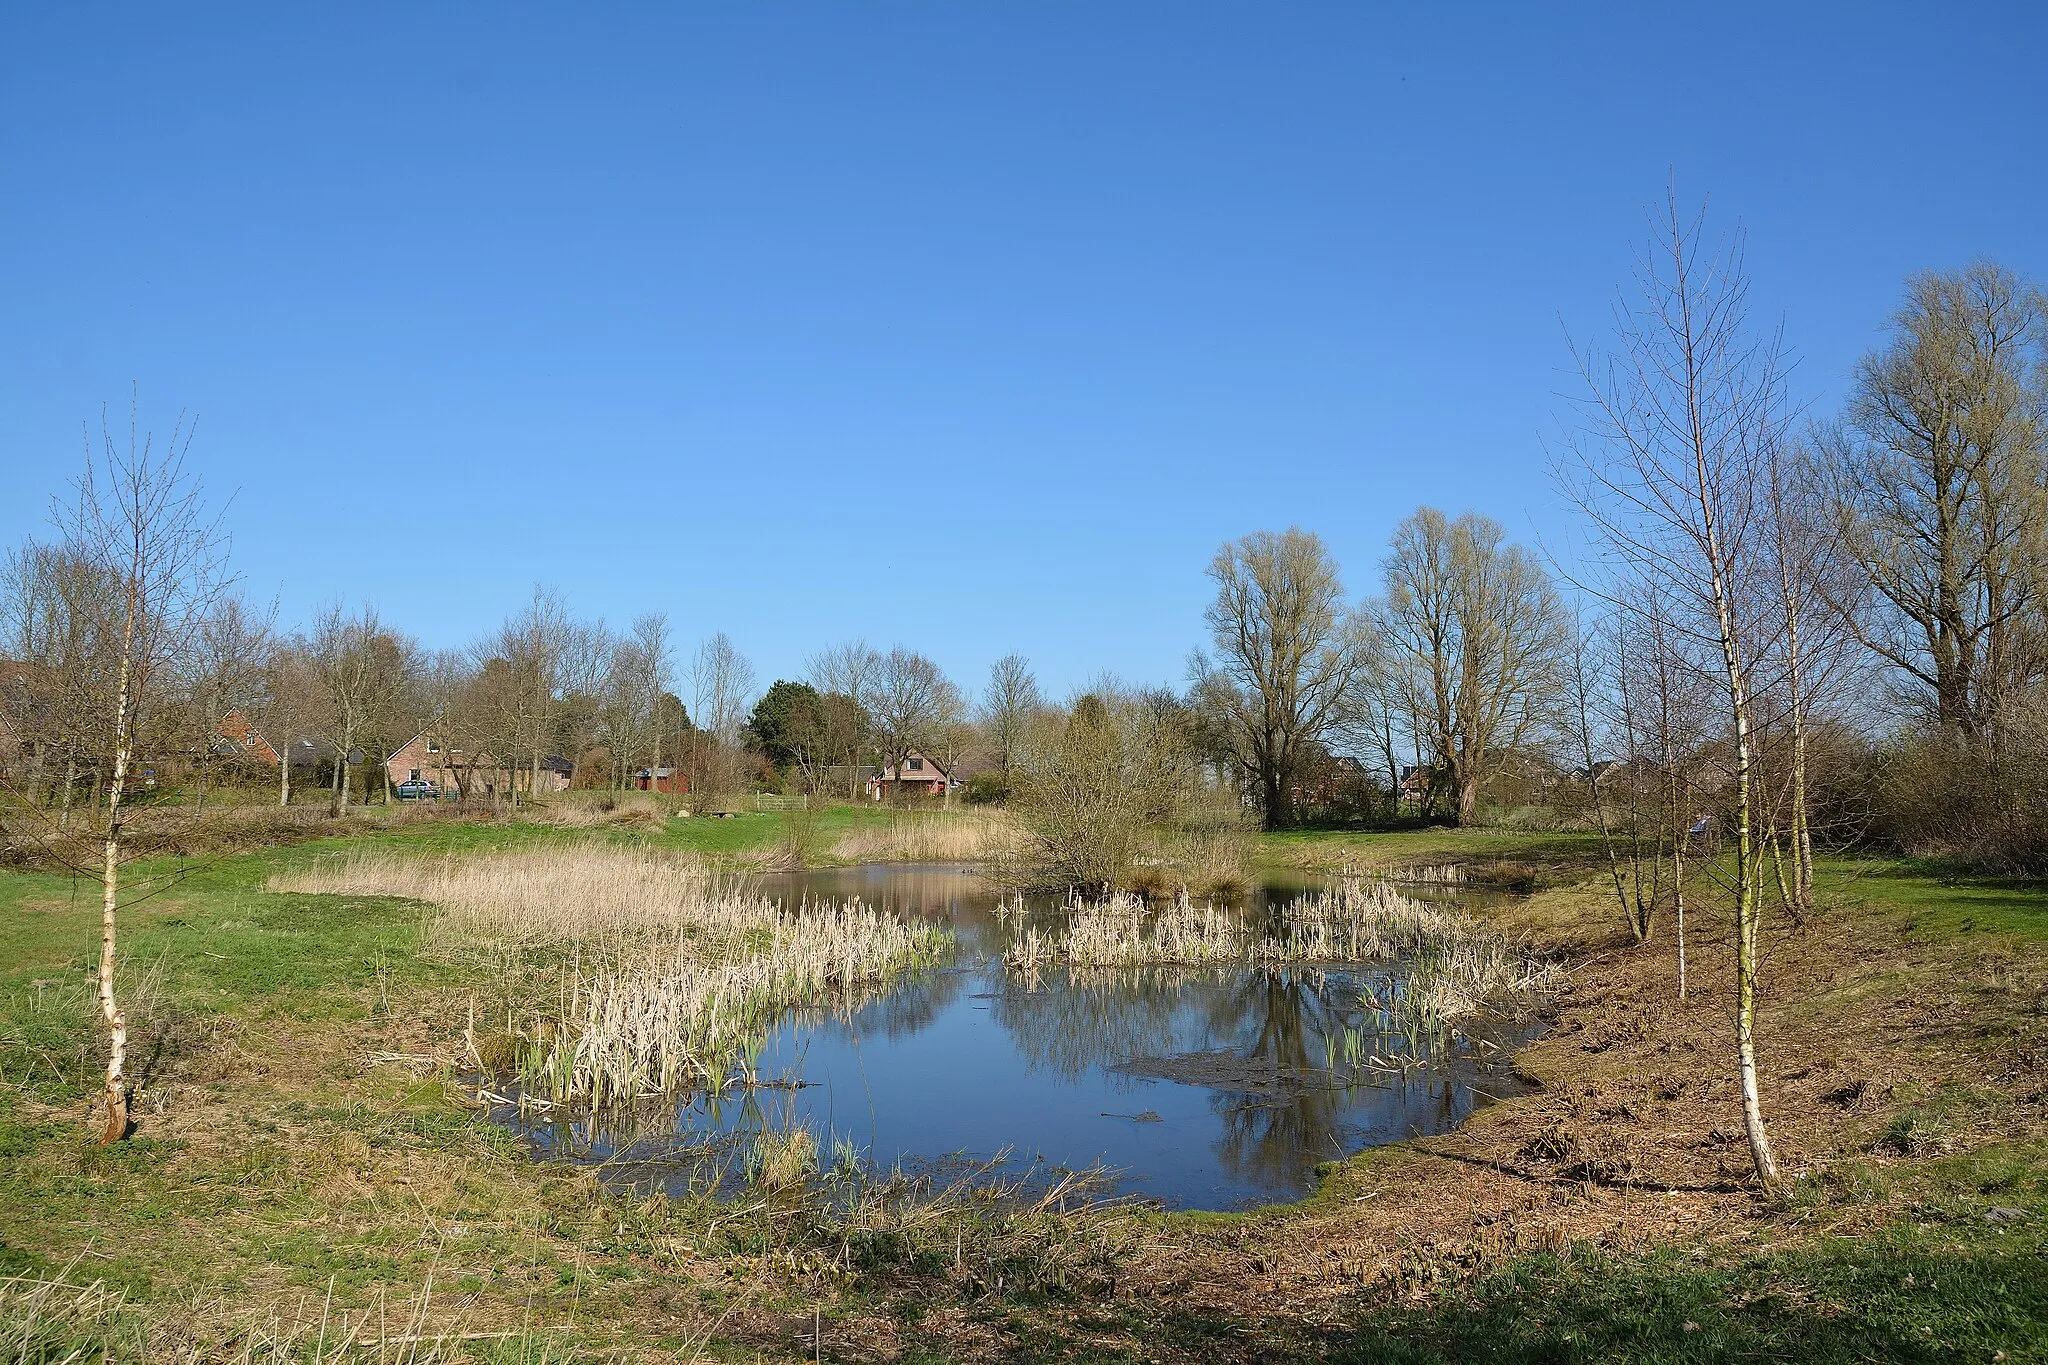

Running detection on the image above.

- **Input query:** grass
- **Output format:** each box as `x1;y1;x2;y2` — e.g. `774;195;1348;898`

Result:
1324;1154;2048;1362
2;811;2045;1360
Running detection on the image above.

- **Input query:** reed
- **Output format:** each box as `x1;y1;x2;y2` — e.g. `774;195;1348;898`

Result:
1005;891;1251;970
745;1126;820;1190
829;809;1018;864
1283;878;1558;1029
271;844;951;1109
1002;878;1555;1031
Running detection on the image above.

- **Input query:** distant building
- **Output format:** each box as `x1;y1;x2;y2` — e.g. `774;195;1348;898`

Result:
868;751;953;800
384;731;571;796
216;709;282;766
633;766;687;794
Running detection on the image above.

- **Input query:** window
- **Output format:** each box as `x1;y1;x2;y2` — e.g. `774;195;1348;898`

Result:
427;738;441;753
408;769;421;782
907;757;923;772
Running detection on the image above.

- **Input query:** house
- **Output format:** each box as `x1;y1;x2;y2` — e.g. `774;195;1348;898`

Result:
1399;765;1436;803
384;730;574;796
868;751;954;801
216;709;282;766
632;766;688;794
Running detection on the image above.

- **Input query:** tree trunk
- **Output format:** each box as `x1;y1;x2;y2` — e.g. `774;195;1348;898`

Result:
1455;771;1480;827
59;755;78;829
331;734;349;817
279;745;291;807
99;620;137;1144
1262;759;1293;831
1714;570;1780;1193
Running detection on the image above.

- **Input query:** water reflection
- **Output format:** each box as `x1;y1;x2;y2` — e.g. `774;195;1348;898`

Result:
493;864;1537;1211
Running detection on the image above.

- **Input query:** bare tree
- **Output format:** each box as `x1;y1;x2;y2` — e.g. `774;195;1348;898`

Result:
490;587;575;805
308;604;416;816
806;639;883;797
1380;507;1570;825
690;631;757;806
54;402;228;1142
0;542;118;824
1560;189;1791;1192
1566;607;1656;941
254;642;322;806
1194;528;1365;830
596;613;670;791
180;593;275;810
1822;263;2047;747
868;647;960;802
980;653;1043;774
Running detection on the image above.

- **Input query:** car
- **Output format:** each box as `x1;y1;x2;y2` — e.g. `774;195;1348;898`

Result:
393;779;440;801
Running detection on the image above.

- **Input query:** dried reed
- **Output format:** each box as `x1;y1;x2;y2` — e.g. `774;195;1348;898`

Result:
271;844;951;1109
829;810;1017;864
1002;878;1555;1032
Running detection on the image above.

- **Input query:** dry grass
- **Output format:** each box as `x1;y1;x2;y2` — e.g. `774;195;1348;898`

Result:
0;799;459;871
1004;879;1556;1032
830;810;1018;864
520;793;672;829
1005;891;1250;970
271;844;951;1109
0;1268;576;1364
1283;877;1558;1026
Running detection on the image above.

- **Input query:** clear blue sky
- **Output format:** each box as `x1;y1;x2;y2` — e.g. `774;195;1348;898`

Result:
4;3;2043;699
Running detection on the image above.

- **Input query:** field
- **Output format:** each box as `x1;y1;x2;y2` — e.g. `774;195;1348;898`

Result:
2;806;2044;1361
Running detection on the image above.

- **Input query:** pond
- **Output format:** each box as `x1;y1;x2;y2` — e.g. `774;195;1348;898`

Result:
491;865;1540;1212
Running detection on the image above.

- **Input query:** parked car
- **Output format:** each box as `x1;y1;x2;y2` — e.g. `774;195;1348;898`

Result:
393;779;440;801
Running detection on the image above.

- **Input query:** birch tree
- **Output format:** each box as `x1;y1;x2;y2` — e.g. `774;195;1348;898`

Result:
1560;190;1791;1192
55;402;227;1142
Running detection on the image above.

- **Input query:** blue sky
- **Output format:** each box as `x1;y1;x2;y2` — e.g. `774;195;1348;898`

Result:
3;3;2043;699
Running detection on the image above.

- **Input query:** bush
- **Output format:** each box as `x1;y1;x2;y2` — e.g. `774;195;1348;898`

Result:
1873;706;2048;873
964;770;1011;805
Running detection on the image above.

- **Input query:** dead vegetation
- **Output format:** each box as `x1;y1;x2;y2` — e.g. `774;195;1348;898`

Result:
827;809;1017;864
270;843;951;1109
1004;879;1557;1033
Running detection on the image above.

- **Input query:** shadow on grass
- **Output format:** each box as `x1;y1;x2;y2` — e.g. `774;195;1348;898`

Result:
915;1231;2046;1364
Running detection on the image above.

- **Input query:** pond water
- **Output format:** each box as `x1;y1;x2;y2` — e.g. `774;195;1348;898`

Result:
492;865;1540;1212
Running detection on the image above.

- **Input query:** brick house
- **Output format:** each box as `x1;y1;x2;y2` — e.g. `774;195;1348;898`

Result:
216;709;282;766
385;731;573;796
867;751;953;801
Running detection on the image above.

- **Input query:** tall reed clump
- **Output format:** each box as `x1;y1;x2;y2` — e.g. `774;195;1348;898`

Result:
1003;878;1555;1032
830;809;1018;864
1282;878;1557;1029
1005;891;1251;970
270;843;951;1108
